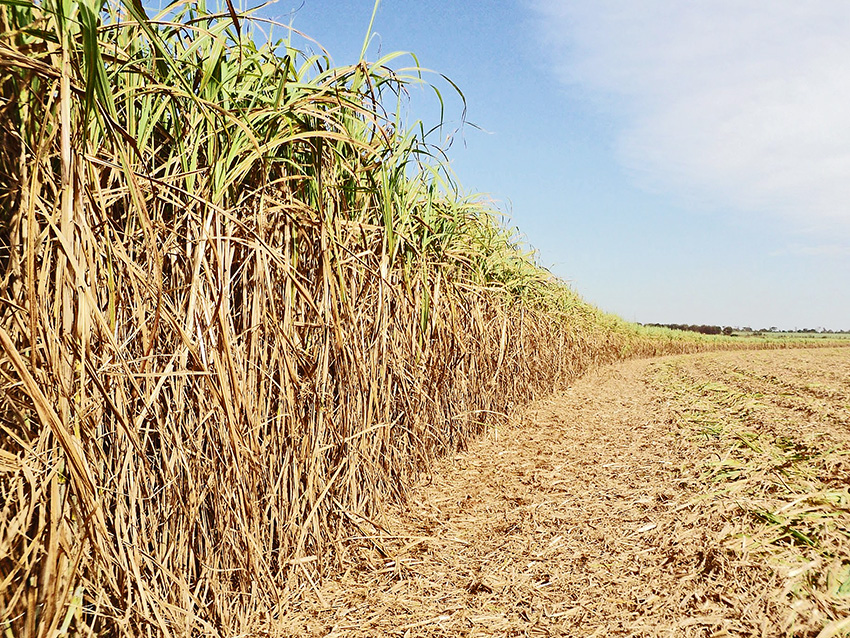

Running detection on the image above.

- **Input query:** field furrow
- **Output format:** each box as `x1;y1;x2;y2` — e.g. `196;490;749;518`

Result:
283;348;850;637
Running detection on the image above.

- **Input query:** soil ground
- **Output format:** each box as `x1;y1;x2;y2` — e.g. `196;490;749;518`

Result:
281;348;850;637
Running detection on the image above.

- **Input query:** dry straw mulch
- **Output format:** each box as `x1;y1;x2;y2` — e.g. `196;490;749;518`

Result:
280;348;850;638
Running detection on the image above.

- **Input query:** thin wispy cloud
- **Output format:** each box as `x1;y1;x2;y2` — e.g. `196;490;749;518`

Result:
772;243;850;257
531;1;850;234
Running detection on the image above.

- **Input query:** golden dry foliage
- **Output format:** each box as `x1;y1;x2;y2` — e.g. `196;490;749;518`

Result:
275;350;850;637
0;1;835;636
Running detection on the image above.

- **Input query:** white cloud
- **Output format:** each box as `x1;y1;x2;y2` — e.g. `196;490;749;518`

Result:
531;0;850;232
772;243;850;257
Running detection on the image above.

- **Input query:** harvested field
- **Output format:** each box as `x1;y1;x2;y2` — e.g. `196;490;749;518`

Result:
282;347;850;637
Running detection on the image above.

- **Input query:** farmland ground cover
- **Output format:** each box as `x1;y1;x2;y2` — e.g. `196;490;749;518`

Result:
283;348;850;637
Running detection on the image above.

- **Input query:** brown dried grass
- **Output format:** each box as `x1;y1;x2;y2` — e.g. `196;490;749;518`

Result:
278;350;850;638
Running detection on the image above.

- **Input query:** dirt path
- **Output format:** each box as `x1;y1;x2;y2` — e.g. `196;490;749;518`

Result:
282;349;850;637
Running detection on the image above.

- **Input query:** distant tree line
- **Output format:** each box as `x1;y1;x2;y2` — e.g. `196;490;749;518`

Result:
738;327;850;335
643;324;850;336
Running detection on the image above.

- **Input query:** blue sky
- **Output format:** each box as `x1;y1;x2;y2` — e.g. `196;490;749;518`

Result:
250;0;849;330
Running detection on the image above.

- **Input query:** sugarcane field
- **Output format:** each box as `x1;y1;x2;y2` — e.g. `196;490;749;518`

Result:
1;1;849;636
